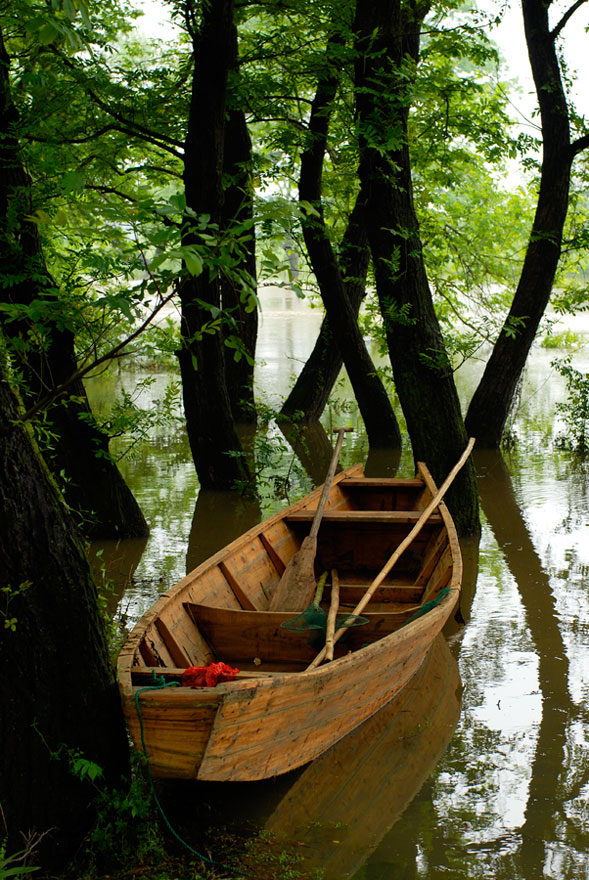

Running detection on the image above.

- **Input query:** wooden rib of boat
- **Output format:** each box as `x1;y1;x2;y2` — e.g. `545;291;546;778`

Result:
117;460;463;782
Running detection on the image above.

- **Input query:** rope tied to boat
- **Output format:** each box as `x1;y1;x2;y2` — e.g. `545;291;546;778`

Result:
134;674;244;876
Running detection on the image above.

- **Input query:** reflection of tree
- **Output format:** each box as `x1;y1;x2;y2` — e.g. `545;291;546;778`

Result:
277;419;339;484
88;536;148;614
360;450;581;878
279;417;405;484
475;450;574;878
185;489;262;573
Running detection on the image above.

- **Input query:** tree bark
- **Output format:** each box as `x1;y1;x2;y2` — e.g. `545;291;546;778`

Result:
465;0;584;446
0;371;129;866
354;0;479;534
297;36;401;448
0;28;148;539
280;193;372;423
179;0;251;489
220;104;258;425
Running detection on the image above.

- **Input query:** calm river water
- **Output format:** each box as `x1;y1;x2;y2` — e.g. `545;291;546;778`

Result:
88;288;589;880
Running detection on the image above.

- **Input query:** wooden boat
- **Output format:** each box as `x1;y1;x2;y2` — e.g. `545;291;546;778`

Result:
117;460;463;782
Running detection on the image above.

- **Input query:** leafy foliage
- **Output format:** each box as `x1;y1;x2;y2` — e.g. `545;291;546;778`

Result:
553;358;589;453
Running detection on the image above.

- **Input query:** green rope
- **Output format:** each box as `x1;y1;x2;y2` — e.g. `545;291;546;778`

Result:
401;587;451;627
134;674;244;876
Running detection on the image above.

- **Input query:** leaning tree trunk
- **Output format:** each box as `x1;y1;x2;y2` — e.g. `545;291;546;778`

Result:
465;0;588;447
0;366;129;867
281;192;372;423
354;0;479;534
179;0;251;489
0;28;148;539
297;34;401;448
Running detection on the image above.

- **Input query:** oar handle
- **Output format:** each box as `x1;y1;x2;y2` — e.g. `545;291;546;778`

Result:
309;427;353;539
306;437;475;670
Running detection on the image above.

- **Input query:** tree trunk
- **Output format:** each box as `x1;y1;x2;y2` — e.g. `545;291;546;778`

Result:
354;0;479;534
0;371;129;867
465;0;577;447
0;28;148;539
221;105;258;425
297;36;401;448
280;193;372;423
179;0;251;489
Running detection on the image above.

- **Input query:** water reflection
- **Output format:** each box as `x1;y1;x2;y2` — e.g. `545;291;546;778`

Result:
85;289;589;877
186;489;262;572
475;450;577;879
262;635;461;880
88;536;148;615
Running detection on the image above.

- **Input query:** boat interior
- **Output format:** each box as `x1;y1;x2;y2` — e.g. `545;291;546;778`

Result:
127;468;455;684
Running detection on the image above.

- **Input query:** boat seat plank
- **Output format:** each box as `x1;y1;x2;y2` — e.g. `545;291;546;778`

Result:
184;602;415;666
285;510;443;525
338;478;424;488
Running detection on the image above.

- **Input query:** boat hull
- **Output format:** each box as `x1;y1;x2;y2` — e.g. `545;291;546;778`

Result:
118;462;462;781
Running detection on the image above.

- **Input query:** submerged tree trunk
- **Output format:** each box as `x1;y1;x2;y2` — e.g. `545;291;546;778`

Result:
465;0;589;446
0;368;129;866
297;35;401;448
0;28;148;539
354;0;479;534
179;0;251;489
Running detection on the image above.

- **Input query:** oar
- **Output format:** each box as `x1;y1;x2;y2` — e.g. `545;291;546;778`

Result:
306;437;475;669
324;569;340;661
269;426;353;612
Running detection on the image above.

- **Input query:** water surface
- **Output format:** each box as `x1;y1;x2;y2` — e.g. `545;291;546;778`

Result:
88;288;589;879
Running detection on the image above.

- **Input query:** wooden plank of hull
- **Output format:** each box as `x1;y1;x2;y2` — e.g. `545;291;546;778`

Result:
122;688;222;778
196;592;458;781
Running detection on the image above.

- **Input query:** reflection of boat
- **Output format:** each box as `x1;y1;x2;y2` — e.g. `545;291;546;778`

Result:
117;462;462;781
264;634;461;880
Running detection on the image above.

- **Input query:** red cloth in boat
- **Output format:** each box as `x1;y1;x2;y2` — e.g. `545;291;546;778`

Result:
181;661;239;688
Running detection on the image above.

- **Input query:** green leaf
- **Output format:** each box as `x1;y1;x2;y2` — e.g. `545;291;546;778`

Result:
184;249;203;277
62;170;85;194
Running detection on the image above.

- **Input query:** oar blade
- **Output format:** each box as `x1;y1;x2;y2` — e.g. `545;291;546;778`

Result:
269;535;318;611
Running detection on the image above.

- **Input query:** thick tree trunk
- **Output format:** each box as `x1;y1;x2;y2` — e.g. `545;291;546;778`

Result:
354;0;479;534
0;29;148;539
297;37;401;448
465;0;575;447
0;370;129;866
179;0;251;489
281;194;372;423
221;104;258;425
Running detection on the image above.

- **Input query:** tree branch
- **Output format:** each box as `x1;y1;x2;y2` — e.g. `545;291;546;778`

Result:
551;0;588;40
53;51;185;157
3;286;179;432
570;131;589;157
